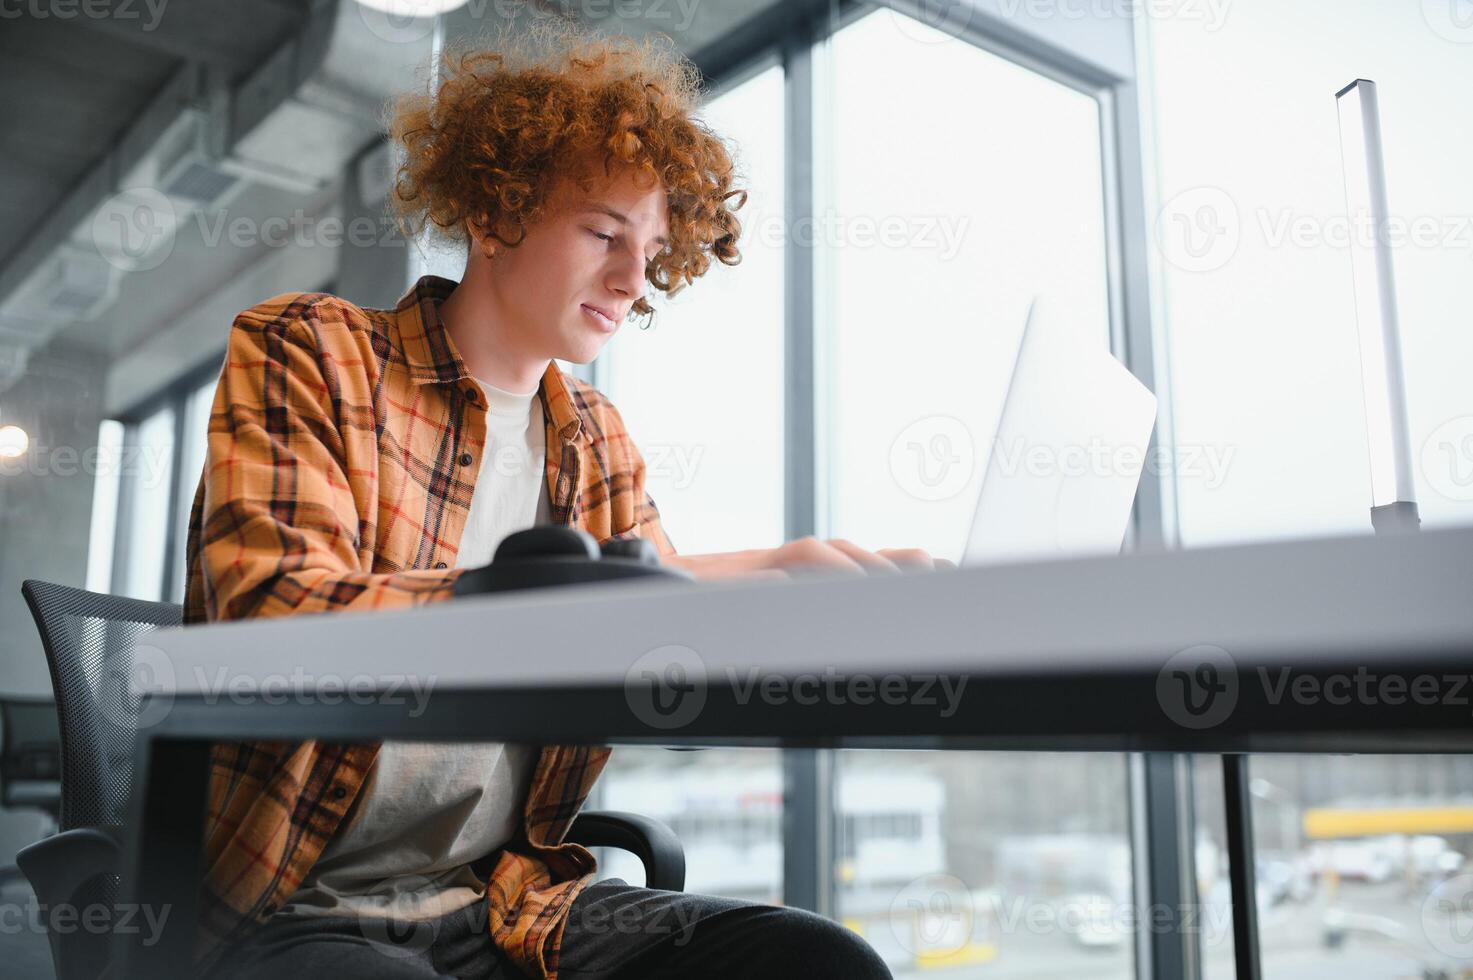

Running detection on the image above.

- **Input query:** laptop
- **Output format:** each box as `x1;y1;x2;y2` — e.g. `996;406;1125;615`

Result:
960;298;1159;567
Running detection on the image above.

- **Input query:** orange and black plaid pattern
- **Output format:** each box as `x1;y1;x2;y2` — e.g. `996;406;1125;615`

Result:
181;274;676;978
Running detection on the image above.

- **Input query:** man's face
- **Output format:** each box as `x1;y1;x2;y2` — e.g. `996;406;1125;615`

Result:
477;162;671;364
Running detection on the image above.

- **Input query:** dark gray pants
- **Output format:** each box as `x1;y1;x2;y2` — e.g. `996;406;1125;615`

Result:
208;878;891;980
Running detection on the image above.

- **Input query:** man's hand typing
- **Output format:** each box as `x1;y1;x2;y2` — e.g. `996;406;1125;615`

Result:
662;537;955;582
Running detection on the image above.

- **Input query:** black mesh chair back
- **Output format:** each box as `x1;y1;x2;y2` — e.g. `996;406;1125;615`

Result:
19;580;182;832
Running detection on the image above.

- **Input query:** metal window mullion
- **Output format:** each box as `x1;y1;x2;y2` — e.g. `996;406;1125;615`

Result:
1223;754;1263;980
783;21;817;546
110;420;141;599
779;16;838;919
160;392;190;603
783;748;836;917
1099;29;1201;980
1102;76;1172;555
1130;752;1200;980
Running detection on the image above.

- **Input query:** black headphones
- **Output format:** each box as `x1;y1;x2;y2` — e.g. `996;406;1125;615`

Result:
450;525;694;597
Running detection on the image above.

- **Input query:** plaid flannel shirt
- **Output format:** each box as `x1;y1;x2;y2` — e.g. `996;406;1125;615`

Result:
181;274;676;977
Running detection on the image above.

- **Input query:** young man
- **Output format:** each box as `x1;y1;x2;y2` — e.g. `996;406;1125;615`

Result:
184;26;942;980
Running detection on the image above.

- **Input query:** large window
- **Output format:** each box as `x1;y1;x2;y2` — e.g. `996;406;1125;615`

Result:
1145;1;1473;545
1145;7;1473;978
115;404;176;603
589;746;784;903
1194;754;1473;980
98;366;221;604
820;9;1112;564
838;751;1134;979
84;419;125;594
821;16;1133;976
597;62;787;556
169;380;216;601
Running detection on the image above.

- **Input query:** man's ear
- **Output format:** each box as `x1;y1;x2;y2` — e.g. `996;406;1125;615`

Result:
466;222;500;260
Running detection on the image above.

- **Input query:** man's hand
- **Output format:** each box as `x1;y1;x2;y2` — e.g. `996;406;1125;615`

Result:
662;537;956;582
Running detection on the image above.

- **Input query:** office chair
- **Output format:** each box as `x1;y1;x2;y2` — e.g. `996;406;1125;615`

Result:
14;582;177;980
17;578;684;980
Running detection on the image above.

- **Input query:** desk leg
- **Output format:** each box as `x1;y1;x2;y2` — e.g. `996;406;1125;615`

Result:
1223;754;1263;980
119;736;209;980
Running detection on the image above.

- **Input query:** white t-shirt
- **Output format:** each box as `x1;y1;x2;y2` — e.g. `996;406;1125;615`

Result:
279;376;550;920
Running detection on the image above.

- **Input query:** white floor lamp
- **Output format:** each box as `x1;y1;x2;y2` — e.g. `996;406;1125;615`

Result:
1335;78;1421;533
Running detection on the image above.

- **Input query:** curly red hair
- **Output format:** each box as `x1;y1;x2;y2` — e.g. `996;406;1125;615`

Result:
387;20;747;320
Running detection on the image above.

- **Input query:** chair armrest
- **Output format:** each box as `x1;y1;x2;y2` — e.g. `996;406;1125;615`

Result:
15;826;122;912
16;826;123;979
565;810;685;892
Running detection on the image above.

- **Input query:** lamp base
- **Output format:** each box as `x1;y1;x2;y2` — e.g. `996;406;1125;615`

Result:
1370;500;1420;534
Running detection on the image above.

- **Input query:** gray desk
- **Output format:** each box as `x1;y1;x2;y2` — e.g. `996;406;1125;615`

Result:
119;526;1473;980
